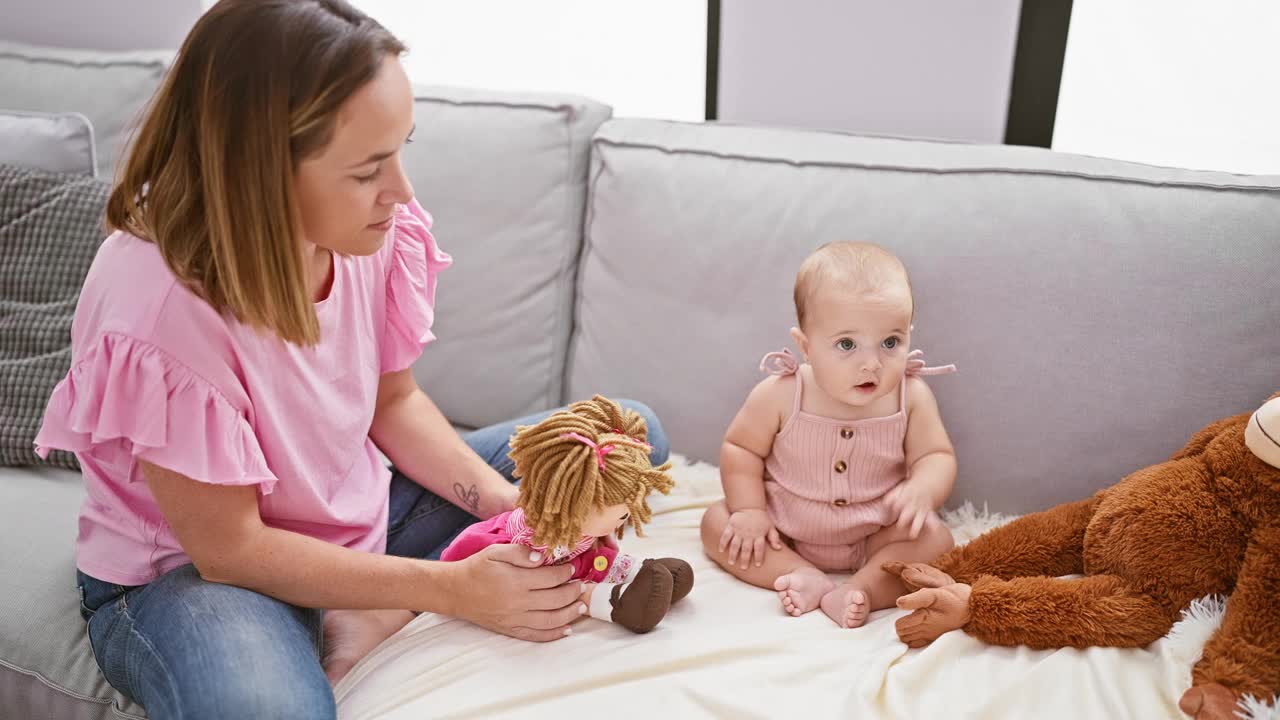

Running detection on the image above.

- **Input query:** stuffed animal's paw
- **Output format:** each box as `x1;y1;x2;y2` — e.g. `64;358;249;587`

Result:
894;583;972;648
1179;683;1240;720
883;561;956;593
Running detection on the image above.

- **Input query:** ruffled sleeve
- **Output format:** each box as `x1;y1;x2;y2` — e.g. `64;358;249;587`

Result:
381;199;452;374
33;332;278;494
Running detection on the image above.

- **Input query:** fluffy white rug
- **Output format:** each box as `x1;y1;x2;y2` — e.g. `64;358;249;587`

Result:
667;455;1277;720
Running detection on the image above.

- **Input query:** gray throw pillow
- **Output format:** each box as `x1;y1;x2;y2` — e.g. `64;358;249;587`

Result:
0;110;97;176
0;163;111;468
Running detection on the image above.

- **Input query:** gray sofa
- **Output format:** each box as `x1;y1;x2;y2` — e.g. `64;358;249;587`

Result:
1;40;1277;719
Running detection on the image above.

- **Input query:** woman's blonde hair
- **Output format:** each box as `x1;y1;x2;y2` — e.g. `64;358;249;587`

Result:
510;396;674;550
106;0;406;346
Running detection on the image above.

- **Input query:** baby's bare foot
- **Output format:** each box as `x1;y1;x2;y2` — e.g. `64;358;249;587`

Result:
774;567;835;617
322;608;415;686
820;584;871;629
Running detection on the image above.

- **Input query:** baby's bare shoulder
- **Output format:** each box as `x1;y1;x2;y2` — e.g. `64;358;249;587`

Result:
903;375;939;414
733;373;797;437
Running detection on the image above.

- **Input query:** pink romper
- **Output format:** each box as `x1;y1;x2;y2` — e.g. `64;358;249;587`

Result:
440;508;635;584
760;348;955;572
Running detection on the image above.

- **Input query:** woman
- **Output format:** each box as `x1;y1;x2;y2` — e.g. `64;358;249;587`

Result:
34;1;668;717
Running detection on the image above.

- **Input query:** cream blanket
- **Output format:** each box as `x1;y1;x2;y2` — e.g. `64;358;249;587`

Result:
334;457;1277;720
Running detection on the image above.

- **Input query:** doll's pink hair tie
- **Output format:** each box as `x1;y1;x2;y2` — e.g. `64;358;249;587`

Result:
560;432;615;469
612;427;652;450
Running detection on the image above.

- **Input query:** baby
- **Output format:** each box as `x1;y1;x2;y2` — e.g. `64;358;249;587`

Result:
701;241;957;628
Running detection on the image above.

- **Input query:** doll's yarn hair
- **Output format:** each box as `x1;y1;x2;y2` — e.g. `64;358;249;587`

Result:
510;395;674;550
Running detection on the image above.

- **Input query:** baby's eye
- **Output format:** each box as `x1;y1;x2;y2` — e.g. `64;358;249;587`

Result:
882;336;900;350
620;513;631;522
836;338;855;352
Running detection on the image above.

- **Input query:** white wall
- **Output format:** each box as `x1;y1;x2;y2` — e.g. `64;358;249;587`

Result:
716;0;1022;143
353;1;706;121
0;0;201;50
1054;0;1280;174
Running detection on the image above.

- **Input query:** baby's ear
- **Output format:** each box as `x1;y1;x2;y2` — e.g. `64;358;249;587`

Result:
789;326;808;357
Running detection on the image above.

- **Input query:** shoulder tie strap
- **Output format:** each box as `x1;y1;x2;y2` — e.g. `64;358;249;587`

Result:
760;348;800;376
905;348;957;377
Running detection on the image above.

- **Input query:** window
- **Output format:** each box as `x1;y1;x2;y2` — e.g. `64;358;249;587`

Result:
1053;1;1280;174
353;1;707;121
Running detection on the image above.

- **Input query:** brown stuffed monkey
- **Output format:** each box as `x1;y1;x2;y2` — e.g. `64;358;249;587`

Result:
886;392;1280;720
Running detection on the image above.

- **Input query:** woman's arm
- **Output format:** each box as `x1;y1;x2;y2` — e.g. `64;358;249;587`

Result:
142;461;583;640
369;368;517;519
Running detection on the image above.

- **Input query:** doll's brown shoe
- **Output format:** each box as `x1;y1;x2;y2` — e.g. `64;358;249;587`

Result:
610;559;673;633
651;558;694;603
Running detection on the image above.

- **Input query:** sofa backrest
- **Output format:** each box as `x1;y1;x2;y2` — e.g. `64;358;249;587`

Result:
404;87;611;428
570;118;1280;513
0;41;170;179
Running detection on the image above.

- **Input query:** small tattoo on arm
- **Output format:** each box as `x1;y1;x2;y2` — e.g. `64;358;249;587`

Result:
453;483;481;515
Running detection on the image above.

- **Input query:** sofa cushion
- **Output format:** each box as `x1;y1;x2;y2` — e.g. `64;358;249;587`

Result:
569;118;1280;514
404;87;610;428
0;110;97;176
0;164;110;469
0;466;143;719
0;41;169;179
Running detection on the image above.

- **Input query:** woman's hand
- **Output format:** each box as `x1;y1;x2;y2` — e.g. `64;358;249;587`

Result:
719;508;783;568
443;544;587;641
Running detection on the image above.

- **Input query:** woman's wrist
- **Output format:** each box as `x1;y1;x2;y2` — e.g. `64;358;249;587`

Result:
447;457;518;520
474;464;518;519
405;557;458;616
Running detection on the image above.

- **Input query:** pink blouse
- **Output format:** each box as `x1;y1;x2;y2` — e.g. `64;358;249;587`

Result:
35;199;450;586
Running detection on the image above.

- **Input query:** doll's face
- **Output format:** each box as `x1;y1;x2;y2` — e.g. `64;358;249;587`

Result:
581;503;631;538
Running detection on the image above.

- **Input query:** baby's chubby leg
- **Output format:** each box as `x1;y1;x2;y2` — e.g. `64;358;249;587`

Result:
821;512;954;629
700;500;832;615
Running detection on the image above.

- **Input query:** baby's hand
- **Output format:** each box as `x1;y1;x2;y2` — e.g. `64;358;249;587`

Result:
719;508;784;568
884;480;934;539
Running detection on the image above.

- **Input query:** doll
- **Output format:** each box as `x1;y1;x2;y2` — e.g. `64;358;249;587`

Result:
442;396;694;633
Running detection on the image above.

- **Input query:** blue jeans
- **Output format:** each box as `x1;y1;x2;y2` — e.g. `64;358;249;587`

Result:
77;401;668;719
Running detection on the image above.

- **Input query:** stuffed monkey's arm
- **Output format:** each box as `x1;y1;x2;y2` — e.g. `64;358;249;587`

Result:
1192;524;1280;699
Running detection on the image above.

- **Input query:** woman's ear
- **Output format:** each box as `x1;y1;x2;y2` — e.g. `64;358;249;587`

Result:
790;326;809;360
